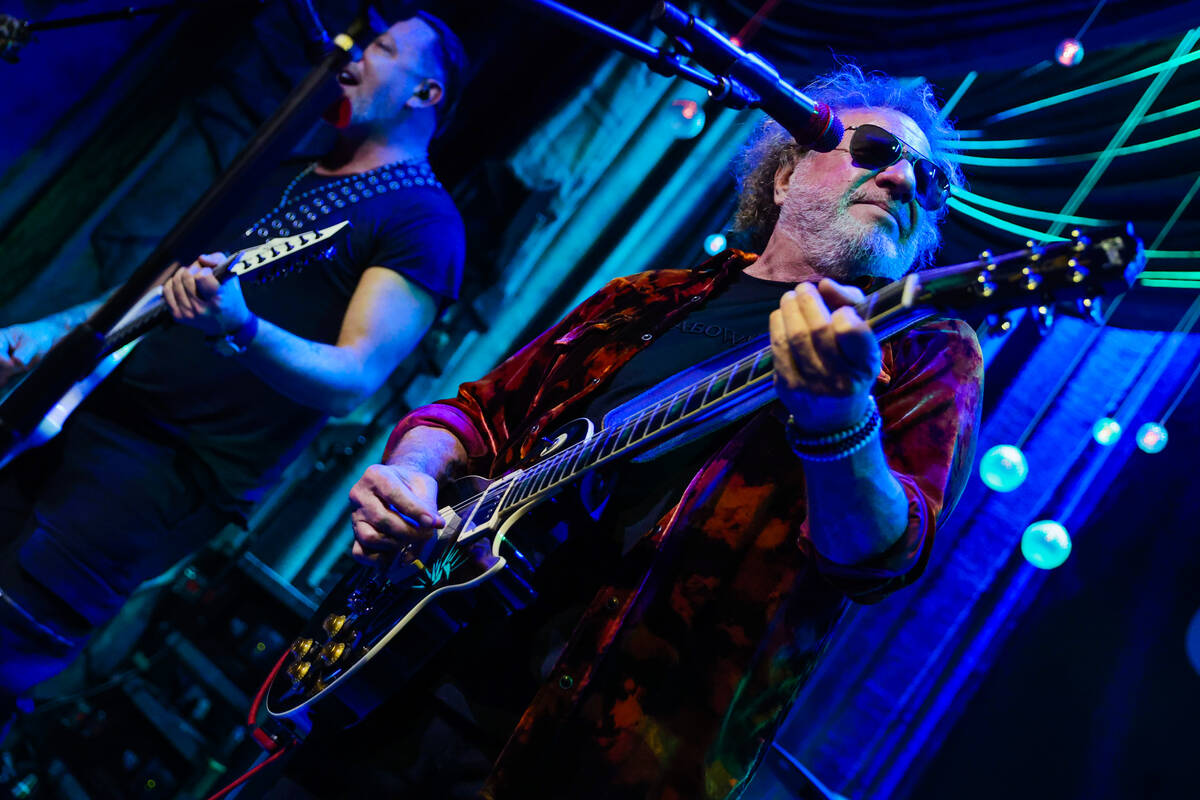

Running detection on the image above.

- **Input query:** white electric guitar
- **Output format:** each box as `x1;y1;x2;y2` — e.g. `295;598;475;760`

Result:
0;221;350;470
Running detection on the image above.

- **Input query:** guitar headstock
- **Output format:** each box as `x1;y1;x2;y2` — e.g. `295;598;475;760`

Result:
914;225;1145;323
226;220;352;283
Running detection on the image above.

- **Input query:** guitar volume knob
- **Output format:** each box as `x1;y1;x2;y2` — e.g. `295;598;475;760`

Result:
323;614;348;636
291;637;315;659
320;642;347;664
287;660;312;684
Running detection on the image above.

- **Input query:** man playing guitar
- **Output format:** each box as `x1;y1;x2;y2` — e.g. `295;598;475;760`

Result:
0;8;467;732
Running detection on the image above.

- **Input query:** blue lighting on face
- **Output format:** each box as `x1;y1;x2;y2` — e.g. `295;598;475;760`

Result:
979;444;1028;492
704;233;727;255
1021;520;1072;569
1136;422;1168;453
1092;417;1122;445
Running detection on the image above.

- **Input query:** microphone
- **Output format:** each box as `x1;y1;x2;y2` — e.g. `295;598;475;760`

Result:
651;1;843;152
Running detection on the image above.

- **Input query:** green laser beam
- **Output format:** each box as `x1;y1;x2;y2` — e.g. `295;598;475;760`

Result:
986;46;1200;123
947;197;1066;241
1138;278;1200;288
946;126;1200;167
1048;28;1200;238
951;187;1116;225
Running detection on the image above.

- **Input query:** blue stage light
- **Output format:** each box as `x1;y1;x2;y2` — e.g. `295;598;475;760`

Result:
979;444;1028;492
1022;520;1072;569
704;233;727;255
1092;417;1121;445
1136;422;1168;453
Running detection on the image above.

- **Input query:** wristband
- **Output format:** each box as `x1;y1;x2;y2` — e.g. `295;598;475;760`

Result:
786;396;881;462
208;313;259;356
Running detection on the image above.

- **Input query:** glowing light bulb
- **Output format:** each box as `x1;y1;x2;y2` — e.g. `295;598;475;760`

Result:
1136;422;1168;453
704;233;727;255
1021;520;1072;569
979;444;1028;492
1092;417;1121;445
666;98;705;139
1055;38;1084;67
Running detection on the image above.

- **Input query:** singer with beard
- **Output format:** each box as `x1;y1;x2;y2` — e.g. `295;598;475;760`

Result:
0;8;467;728
333;64;984;800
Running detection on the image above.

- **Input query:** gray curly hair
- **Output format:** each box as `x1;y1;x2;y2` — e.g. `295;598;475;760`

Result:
732;63;964;254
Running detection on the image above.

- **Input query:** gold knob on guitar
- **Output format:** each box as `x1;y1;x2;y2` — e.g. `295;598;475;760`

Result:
287;660;312;684
320;642;346;664
291;638;315;659
322;614;348;636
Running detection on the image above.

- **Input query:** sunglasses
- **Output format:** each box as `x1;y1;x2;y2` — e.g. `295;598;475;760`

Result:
838;124;951;212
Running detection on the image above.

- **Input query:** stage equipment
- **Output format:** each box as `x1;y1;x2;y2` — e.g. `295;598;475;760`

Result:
510;0;841;151
979;444;1029;492
1021;520;1072;569
1135;422;1167;453
1091;416;1122;445
1055;38;1084;67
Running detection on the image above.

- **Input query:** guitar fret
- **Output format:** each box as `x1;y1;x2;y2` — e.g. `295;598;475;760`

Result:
644;401;669;437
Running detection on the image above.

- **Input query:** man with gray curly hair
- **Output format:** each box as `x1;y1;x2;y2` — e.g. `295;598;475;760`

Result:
734;63;963;276
340;63;983;799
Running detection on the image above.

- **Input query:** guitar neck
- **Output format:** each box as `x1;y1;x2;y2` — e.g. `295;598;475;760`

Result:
495;274;939;515
100;248;251;355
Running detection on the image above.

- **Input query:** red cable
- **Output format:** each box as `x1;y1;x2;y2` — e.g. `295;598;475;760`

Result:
204;740;296;800
203;650;293;800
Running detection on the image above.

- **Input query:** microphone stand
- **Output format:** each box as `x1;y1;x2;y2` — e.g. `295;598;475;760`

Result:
0;6;355;455
508;0;758;111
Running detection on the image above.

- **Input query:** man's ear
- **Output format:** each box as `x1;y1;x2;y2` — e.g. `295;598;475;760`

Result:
773;157;797;206
410;79;444;108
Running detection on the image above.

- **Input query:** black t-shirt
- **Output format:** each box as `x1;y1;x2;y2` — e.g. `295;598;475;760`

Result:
90;159;465;507
578;269;795;551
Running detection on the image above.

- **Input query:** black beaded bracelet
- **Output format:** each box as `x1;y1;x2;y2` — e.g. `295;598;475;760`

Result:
786;397;882;462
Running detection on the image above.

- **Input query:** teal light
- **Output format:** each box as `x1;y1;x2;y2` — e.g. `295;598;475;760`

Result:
979;444;1029;492
987;45;1200;123
946;127;1200;167
1136;422;1168;453
951;187;1115;226
1092;417;1122;445
704;233;727;255
1144;251;1200;260
942;137;1053;151
1137;278;1200;289
1142;98;1200;124
947;198;1065;242
1021;520;1072;570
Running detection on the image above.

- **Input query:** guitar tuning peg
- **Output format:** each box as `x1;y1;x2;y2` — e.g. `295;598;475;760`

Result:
1032;304;1054;335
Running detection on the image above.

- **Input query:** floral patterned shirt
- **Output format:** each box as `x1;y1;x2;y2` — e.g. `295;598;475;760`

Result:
384;251;984;800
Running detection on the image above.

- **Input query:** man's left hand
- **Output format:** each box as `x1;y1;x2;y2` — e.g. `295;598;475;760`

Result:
162;253;251;337
769;278;881;434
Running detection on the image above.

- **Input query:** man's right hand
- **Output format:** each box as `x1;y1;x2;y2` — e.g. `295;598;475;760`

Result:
349;462;446;564
0;319;60;385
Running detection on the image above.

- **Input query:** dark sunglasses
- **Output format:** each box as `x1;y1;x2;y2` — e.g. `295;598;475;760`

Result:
839;124;950;212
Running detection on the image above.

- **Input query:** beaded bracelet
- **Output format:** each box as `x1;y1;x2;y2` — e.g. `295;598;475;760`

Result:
786;396;882;462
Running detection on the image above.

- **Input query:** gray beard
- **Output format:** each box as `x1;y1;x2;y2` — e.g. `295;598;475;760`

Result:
775;189;939;282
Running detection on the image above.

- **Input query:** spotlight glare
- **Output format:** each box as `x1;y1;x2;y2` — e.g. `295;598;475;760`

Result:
666;99;706;139
1092;417;1121;445
1021;520;1072;569
979;444;1028;492
1055;38;1084;67
704;233;727;255
1136;422;1168;453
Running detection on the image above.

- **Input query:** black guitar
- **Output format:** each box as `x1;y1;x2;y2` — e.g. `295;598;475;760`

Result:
266;227;1145;719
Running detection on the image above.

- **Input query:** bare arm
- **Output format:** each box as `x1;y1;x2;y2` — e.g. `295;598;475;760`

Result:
348;426;469;562
770;279;908;564
0;289;115;383
163;258;438;416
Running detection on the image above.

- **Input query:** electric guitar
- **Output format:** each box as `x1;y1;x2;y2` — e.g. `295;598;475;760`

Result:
266;227;1145;719
0;221;350;470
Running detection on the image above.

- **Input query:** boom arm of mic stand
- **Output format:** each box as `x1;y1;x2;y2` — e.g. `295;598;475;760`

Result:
0;33;353;451
507;0;757;109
